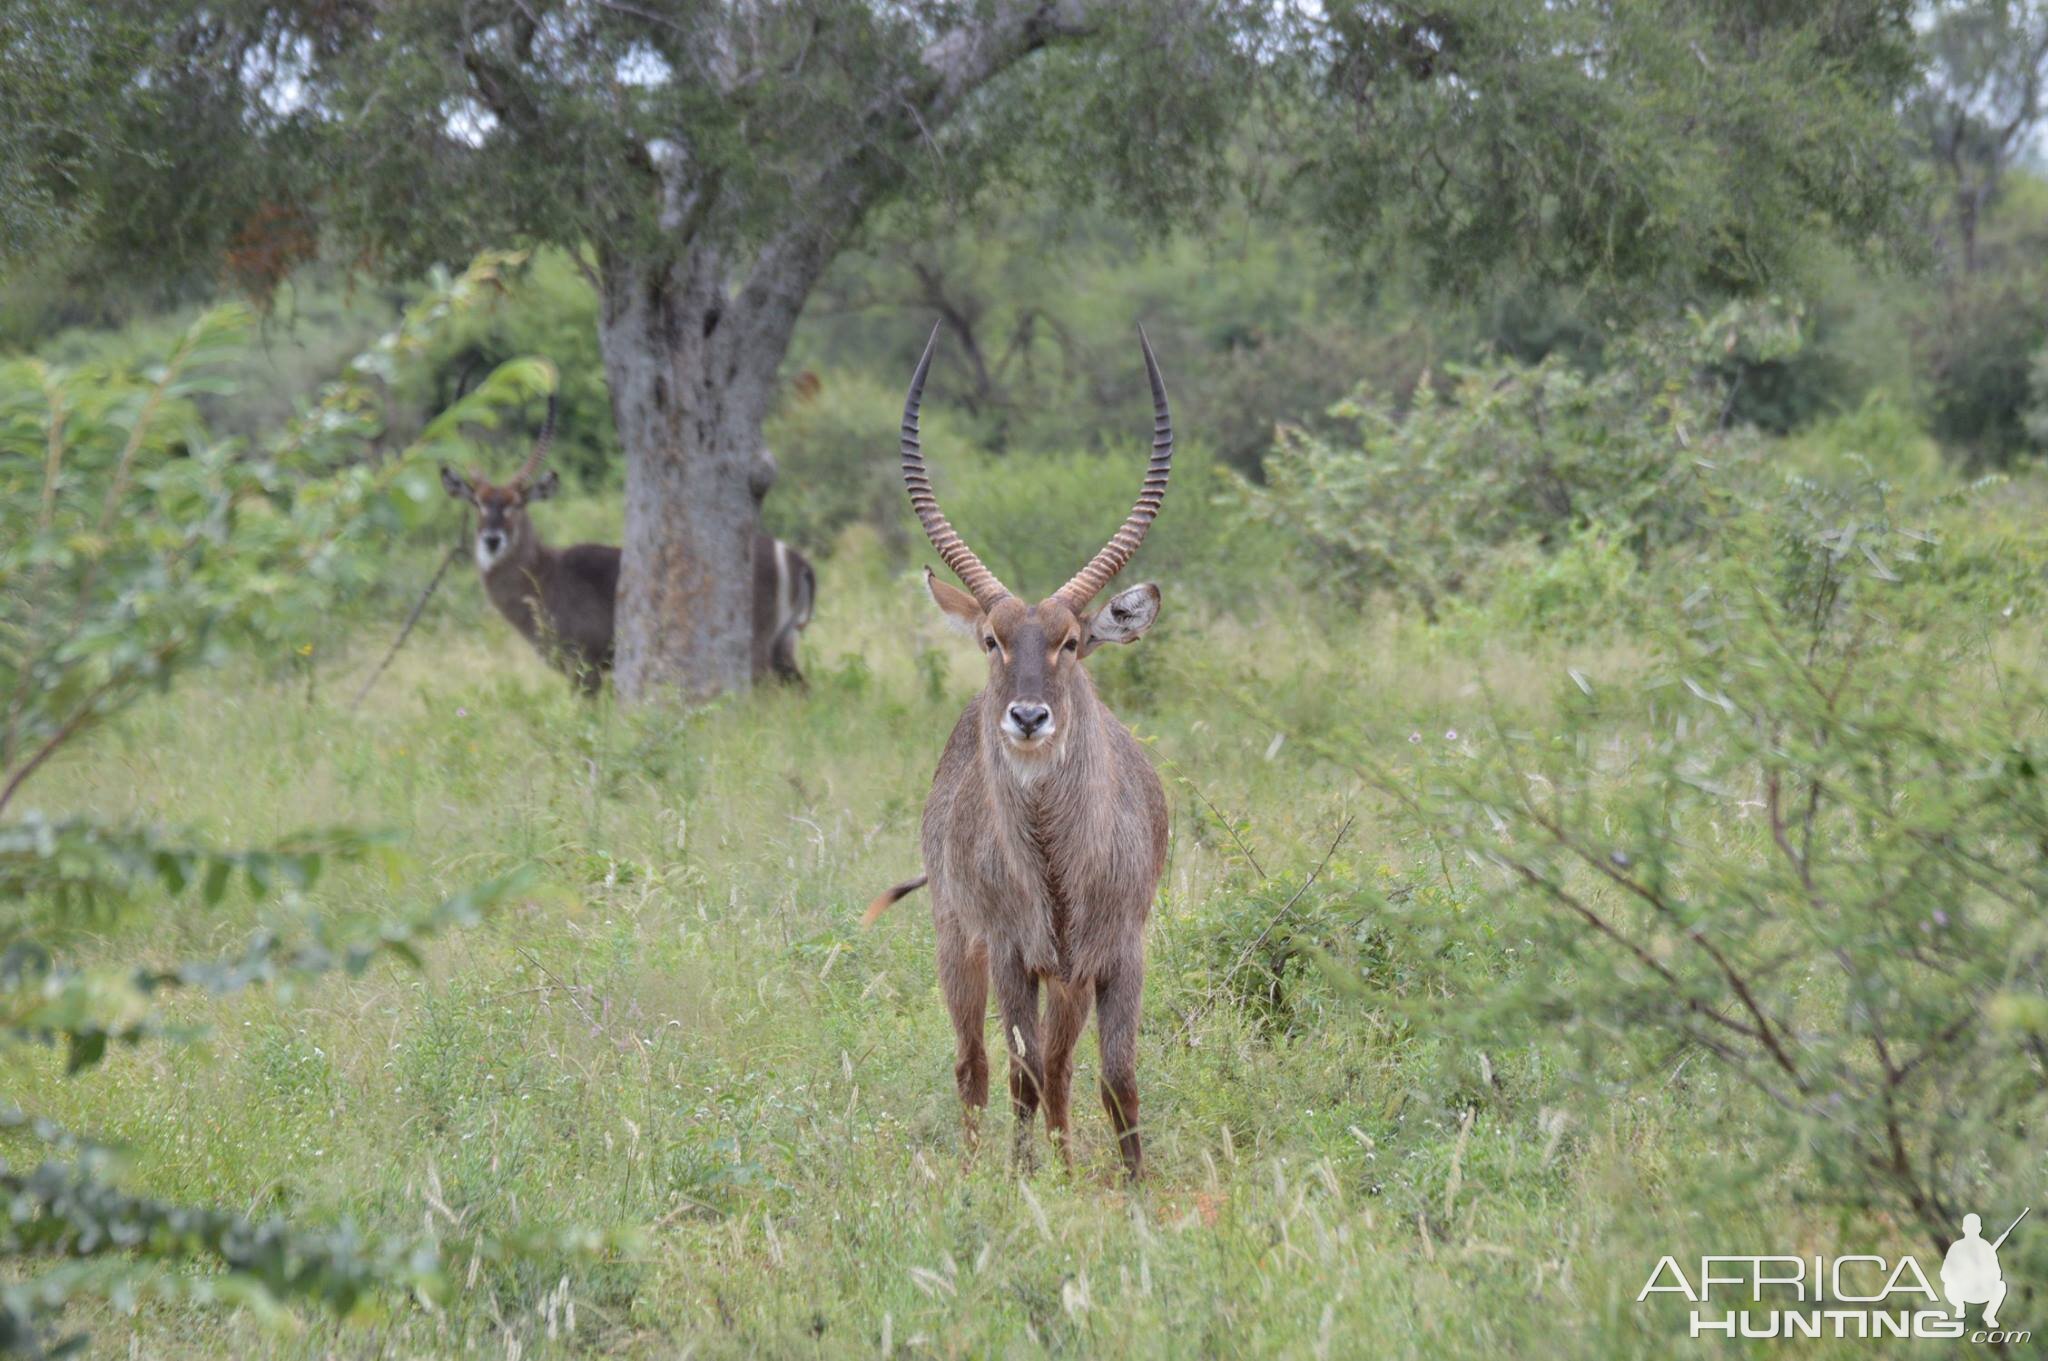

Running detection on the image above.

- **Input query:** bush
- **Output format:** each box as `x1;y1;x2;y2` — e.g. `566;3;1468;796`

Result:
925;440;1279;608
1783;392;1945;486
760;368;972;561
5;269;414;450
1445;524;1646;638
1346;466;2048;1249
399;249;617;487
0;259;598;1354
1923;275;2048;466
1239;303;1798;621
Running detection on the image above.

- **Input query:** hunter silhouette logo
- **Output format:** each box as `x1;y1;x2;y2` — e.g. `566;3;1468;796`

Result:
1637;1206;2031;1343
1942;1208;2026;1329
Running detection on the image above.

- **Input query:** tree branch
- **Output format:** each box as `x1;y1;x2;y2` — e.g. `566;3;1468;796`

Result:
1521;806;1806;1087
731;0;1096;353
0;665;143;819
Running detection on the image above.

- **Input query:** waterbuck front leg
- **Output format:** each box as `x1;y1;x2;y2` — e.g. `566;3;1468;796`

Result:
1095;960;1145;1181
935;916;989;1148
990;948;1044;1173
1041;978;1094;1172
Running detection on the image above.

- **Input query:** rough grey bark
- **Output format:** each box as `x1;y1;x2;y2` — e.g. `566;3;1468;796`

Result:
602;251;770;699
599;0;1093;701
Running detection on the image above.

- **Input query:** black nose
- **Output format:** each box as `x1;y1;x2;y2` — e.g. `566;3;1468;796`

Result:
1007;702;1051;737
481;532;504;551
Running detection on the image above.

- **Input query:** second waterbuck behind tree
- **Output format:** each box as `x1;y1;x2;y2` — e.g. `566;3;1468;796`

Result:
441;400;815;693
866;324;1174;1181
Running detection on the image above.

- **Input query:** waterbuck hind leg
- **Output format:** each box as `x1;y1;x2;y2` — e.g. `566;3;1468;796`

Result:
990;949;1043;1173
936;919;990;1148
1095;962;1145;1181
770;625;806;689
1041;979;1094;1171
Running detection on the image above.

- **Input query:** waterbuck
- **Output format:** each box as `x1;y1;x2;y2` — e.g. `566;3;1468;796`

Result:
440;402;815;693
866;325;1174;1180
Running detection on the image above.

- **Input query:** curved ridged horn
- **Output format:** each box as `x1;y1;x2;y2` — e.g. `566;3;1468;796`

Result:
1056;327;1172;610
514;393;558;486
901;323;1010;608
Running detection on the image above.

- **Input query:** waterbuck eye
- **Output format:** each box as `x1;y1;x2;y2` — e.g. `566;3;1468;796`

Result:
1061;637;1078;654
983;636;999;654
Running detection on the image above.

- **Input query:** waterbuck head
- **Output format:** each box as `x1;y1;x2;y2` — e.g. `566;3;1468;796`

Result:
902;324;1170;768
439;396;559;573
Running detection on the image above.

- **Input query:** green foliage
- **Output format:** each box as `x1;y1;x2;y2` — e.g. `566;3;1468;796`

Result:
1447;527;1646;640
400;250;616;487
0;256;600;1353
0;254;538;749
1299;0;1922;302
0;274;410;441
1718;241;1928;434
0;817;394;924
0;3;153;275
2;1154;436;1357
7;870;530;1076
1178;835;1382;1041
42;2;1926;324
1242;303;1800;622
761;368;965;559
806;208;1433;480
3;1110;634;1360
1906;0;2048;282
931;441;1272;606
1339;465;2048;1245
1924;273;2048;463
1784;392;1947;486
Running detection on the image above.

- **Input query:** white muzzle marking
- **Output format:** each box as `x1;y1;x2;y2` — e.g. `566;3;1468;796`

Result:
1001;717;1056;747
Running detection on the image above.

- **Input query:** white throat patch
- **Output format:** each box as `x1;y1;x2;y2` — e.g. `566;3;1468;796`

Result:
998;731;1066;784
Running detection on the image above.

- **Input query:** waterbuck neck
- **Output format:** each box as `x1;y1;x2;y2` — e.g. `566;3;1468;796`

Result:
980;680;1107;987
479;529;552;638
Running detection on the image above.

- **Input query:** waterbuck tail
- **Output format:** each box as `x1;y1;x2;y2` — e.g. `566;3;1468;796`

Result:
793;552;817;630
862;873;928;926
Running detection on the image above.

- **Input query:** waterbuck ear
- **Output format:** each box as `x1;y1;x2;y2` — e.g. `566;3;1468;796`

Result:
523;469;561;502
925;568;982;636
1080;582;1161;656
440;465;476;503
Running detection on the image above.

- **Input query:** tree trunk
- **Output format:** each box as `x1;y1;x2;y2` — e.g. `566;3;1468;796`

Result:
599;248;785;702
585;6;1090;705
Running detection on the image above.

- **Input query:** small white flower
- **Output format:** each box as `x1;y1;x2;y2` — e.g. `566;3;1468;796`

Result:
1408;731;1422;744
1444;729;1459;742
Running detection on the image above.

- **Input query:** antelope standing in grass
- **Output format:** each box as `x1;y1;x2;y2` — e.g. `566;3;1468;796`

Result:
866;325;1174;1181
441;401;815;693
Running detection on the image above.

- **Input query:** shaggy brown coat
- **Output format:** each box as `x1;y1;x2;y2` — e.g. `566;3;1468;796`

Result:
869;324;1175;1179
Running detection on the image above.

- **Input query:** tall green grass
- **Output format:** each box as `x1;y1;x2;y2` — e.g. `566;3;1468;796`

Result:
8;527;1955;1358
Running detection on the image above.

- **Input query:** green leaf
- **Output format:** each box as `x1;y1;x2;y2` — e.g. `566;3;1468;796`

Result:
63;1031;106;1075
151;851;187;896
